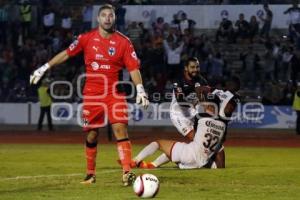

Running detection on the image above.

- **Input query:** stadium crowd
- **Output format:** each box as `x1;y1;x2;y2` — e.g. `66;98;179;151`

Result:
0;0;299;105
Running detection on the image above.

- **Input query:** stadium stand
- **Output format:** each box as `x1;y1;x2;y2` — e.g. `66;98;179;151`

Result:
0;0;299;104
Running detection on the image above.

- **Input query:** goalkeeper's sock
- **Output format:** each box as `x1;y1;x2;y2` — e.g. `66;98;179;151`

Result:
117;138;132;173
152;153;169;167
134;141;159;163
85;141;98;175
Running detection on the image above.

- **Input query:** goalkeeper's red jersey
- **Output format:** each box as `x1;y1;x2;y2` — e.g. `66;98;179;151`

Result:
66;29;140;97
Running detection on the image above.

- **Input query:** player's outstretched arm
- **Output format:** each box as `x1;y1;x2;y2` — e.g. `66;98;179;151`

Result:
30;50;70;85
130;69;149;109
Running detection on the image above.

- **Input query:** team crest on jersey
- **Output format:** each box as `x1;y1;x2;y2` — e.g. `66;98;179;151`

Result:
108;47;116;56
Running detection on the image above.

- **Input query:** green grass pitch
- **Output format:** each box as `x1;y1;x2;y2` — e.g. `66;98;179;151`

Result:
0;144;299;200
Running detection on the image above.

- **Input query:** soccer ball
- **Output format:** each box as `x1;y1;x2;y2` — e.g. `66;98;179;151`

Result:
133;174;160;198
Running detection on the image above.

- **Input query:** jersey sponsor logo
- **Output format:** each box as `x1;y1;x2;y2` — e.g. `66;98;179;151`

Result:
93;38;100;42
95;54;104;60
131;51;137;60
91;62;99;70
69;40;78;51
100;65;110;70
109;40;116;45
205;120;225;131
209;128;221;136
108;47;116;56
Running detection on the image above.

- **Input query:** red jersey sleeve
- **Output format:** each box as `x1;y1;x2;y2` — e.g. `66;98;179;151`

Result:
123;40;140;72
66;34;86;57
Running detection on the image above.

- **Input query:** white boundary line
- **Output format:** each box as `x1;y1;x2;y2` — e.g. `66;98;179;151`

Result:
0;169;120;181
0;167;179;181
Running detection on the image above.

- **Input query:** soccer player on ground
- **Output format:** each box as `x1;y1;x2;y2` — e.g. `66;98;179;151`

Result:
134;76;240;169
133;93;228;169
29;4;149;186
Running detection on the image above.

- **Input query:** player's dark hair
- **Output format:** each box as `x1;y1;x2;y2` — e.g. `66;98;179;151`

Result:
98;4;115;15
184;57;199;66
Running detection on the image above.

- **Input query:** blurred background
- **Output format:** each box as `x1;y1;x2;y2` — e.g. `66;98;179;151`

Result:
0;0;299;133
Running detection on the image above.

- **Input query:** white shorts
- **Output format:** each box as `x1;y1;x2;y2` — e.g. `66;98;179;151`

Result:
171;142;204;169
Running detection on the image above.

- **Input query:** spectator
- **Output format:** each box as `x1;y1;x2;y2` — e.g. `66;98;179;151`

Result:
37;79;53;131
240;45;260;88
284;0;300;42
0;2;8;45
259;3;273;39
292;82;300;134
280;46;293;81
235;13;250;41
262;81;284;105
170;13;180;30
289;47;300;85
138;22;150;44
163;37;184;79
282;80;295;105
115;3;126;34
52;30;62;53
272;39;282;80
209;52;224;80
60;9;72;36
215;15;235;43
81;0;93;32
249;15;259;42
19;0;32;39
43;7;55;35
179;12;196;35
187;36;204;60
127;21;142;46
262;47;275;82
141;38;164;75
153;17;165;35
280;46;299;85
290;24;300;50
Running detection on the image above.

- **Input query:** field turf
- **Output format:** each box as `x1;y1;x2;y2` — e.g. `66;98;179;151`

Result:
0;144;299;200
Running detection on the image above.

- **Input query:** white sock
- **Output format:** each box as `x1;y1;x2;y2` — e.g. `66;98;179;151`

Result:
134;141;159;163
152;153;169;167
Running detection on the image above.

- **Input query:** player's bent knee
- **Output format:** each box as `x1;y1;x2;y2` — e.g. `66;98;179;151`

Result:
112;123;128;139
86;129;99;143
